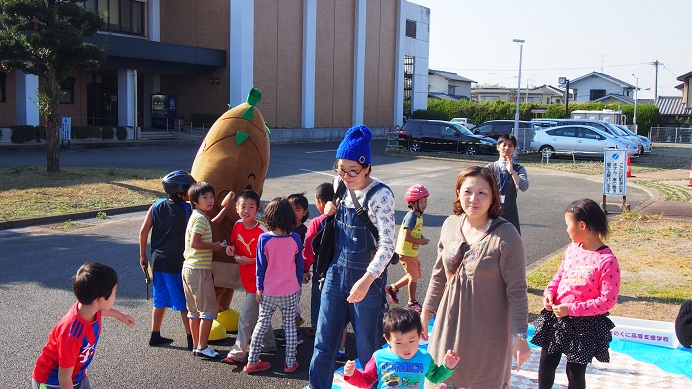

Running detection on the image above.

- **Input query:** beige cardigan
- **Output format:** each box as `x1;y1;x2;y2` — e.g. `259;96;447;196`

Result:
423;215;528;389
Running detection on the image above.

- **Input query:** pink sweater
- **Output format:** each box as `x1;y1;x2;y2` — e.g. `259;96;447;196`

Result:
544;242;620;317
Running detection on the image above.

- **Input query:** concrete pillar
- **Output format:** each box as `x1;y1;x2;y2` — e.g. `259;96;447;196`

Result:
352;0;366;126
15;71;40;126
393;0;405;127
149;0;160;42
229;0;254;107
301;0;316;129
117;69;135;127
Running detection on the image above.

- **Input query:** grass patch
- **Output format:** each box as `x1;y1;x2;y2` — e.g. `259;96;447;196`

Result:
0;167;167;221
633;180;692;202
527;217;692;322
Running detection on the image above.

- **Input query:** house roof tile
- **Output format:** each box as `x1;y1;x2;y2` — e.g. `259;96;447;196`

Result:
429;69;476;83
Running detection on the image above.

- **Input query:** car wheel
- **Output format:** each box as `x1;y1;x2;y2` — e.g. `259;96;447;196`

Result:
409;141;421;152
466;145;477;155
539;145;554;158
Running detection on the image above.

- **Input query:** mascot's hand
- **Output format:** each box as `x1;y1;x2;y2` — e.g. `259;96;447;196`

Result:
221;191;236;207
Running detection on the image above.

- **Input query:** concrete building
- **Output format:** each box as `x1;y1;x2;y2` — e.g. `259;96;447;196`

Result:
0;0;430;132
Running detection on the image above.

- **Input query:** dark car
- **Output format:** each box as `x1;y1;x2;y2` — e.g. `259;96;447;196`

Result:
399;119;496;155
472;120;536;151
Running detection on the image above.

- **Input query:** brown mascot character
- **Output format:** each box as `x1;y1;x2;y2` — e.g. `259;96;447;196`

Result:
190;87;270;312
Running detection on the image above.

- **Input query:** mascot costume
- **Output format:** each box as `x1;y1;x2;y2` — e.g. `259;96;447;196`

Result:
190;87;270;316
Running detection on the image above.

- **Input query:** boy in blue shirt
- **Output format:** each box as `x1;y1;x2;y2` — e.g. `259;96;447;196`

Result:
344;307;459;388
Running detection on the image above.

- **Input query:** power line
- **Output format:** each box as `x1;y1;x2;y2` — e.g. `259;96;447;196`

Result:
433;62;651;73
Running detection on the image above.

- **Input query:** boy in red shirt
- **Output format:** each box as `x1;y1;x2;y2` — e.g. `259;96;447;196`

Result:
32;262;134;389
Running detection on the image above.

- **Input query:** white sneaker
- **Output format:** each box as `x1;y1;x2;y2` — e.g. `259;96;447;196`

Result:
194;346;220;358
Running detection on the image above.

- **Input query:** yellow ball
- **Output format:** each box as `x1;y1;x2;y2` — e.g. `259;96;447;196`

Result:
208;320;227;341
217;308;240;332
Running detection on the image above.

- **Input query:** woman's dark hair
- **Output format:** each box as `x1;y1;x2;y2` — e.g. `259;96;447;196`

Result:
73;262;118;304
452;166;502;218
263;197;295;234
566;198;609;239
288;193;310;223
497;134;517;148
383;307;423;339
315;182;335;203
187;182;215;209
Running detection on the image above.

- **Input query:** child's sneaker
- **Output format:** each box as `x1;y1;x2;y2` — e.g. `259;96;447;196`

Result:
194;346;221;359
222;355;244;365
307;326;317;337
284;360;299;374
186;334;194;350
407;300;422;313
385;284;399;304
337;348;347;361
275;329;286;341
149;333;174;347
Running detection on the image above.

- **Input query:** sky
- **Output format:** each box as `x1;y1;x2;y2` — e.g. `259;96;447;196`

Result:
410;0;689;100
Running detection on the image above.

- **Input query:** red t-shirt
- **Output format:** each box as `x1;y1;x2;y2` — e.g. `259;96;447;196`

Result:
33;303;102;386
230;219;267;293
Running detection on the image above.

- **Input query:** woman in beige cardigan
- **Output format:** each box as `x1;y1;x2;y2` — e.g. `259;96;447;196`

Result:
421;165;531;388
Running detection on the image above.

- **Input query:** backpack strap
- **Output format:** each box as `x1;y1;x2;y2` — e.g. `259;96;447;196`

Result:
349;182;390;242
448;219;507;277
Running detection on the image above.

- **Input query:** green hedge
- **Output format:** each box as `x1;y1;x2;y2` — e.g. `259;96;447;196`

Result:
101;127;114;140
10;125;46;143
71;126;102;140
116;126;127;140
418;99;661;134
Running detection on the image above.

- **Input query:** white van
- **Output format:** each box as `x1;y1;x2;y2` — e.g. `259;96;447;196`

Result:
450;118;476;129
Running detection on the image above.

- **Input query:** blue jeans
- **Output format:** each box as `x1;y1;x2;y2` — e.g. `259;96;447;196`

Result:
308;263;386;388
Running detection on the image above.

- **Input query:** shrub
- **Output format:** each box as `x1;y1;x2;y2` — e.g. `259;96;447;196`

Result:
411;109;448;120
10;125;45;143
71;126;101;140
115;126;128;140
101;127;114;140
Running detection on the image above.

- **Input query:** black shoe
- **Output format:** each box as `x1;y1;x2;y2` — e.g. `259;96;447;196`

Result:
149;334;174;347
186;334;194;350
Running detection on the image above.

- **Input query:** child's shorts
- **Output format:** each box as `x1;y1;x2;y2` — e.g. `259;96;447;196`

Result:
399;255;422;282
153;271;187;311
182;268;218;320
32;376;91;389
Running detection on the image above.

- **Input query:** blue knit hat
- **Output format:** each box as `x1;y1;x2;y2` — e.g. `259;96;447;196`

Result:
336;125;372;164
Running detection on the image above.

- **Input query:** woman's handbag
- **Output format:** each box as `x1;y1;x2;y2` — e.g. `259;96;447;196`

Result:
313;180;346;279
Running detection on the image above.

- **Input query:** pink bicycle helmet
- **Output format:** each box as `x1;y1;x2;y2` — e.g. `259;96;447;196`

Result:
404;184;429;202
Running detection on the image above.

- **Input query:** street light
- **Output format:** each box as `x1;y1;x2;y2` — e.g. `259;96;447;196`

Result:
513;39;525;145
559;77;570;118
632;74;638;134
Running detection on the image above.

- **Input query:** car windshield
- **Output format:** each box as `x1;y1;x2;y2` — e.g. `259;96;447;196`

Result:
616;125;636;136
605;123;628;136
449;123;474;136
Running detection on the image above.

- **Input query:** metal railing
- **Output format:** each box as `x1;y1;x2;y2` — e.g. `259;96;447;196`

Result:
648;127;692;143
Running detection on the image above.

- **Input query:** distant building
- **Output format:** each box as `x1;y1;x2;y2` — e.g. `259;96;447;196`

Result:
471;84;568;104
427;69;475;100
567;72;635;103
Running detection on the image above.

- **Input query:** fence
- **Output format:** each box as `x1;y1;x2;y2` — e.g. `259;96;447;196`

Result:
648;127;692;143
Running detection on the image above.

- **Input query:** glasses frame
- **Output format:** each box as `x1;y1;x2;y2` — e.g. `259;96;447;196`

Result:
333;162;364;178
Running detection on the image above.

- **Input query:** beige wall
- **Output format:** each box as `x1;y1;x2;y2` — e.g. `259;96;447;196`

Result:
255;0;303;128
159;1;230;122
363;0;395;128
315;0;355;128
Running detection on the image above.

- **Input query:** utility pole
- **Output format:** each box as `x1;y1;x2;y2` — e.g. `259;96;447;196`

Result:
651;60;662;100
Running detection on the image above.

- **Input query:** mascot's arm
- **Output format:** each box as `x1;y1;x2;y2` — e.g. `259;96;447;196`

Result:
211;195;235;228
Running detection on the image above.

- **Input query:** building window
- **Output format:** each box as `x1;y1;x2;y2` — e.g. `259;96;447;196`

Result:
405;19;416;38
404;56;414;101
0;73;6;103
448;86;456;96
60;77;76;104
589;89;606;101
83;0;144;36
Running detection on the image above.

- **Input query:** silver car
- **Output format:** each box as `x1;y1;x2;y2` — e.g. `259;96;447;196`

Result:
531;125;639;158
614;124;653;154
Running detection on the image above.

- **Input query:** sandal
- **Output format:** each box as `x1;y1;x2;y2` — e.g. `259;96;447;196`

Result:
284;361;299;374
244;360;271;374
407;300;422;313
222;356;244;365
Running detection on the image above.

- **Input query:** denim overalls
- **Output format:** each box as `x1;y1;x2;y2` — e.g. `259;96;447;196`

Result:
309;182;389;389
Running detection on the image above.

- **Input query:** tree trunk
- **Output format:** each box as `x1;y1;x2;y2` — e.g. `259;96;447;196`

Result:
45;68;61;172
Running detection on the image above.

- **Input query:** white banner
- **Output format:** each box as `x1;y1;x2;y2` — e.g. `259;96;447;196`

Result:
603;149;627;196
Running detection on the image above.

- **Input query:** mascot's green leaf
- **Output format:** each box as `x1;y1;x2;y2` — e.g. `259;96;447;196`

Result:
246;87;262;106
264;122;271;134
242;107;254;121
236;130;249;146
227;103;232;110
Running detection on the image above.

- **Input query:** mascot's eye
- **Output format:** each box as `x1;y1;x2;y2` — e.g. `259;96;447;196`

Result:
236;131;249;146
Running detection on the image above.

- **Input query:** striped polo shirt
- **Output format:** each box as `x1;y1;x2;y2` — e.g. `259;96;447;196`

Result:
183;209;213;270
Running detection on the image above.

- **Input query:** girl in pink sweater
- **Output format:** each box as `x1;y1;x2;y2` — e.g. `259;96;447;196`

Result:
532;198;620;389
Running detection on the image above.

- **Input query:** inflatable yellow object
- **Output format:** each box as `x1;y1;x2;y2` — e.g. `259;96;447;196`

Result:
217;308;240;332
190;87;271;293
208;320;228;341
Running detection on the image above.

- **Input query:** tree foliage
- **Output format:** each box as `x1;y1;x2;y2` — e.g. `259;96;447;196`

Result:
0;0;105;172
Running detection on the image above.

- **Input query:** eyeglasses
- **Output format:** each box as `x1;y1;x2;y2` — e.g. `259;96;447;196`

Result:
333;162;364;177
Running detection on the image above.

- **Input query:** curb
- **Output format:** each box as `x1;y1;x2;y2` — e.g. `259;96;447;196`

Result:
0;204;150;230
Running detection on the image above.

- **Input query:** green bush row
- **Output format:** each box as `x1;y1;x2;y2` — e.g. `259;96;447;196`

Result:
5;125;129;143
415;99;661;134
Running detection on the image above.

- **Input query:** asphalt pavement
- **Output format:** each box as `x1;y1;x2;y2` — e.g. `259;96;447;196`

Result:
0;136;672;388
